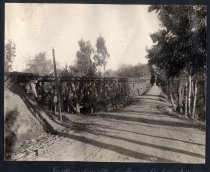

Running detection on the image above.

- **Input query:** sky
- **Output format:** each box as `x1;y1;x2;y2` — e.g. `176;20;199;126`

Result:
5;3;161;72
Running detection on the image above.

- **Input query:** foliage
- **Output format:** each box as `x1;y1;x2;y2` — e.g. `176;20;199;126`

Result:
24;52;54;75
147;5;207;120
5;40;16;72
147;5;207;78
93;35;110;75
75;39;96;76
116;64;151;78
105;69;118;77
59;65;71;77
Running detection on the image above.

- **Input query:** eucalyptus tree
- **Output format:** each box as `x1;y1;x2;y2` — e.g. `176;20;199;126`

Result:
76;39;96;76
147;5;207;119
93;35;110;77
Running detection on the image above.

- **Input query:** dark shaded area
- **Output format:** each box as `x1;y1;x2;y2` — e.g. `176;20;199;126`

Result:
4;108;18;160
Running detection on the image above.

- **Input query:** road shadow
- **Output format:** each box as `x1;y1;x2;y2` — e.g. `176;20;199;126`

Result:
142;94;168;100
121;109;180;119
61;115;205;161
59;132;179;163
135;97;168;103
94;125;205;147
86;112;201;130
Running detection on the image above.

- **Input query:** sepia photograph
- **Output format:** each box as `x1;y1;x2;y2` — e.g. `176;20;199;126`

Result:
4;3;206;163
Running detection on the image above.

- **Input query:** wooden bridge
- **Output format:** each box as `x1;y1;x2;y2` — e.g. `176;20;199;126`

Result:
6;72;150;113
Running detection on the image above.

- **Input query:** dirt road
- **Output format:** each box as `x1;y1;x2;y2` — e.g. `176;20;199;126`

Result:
19;85;205;163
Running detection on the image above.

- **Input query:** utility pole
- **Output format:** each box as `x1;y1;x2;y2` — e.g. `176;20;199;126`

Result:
52;48;62;122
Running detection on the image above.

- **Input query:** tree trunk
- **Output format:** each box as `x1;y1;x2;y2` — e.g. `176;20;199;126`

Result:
170;91;176;111
169;82;176;111
192;79;197;119
188;75;192;117
177;82;183;114
73;102;80;114
180;83;184;114
184;80;188;117
203;79;206;114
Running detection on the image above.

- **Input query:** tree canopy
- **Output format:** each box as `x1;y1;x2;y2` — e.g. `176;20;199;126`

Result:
24;52;54;75
61;35;110;77
5;40;16;72
93;35;110;75
116;64;151;78
147;5;207;119
147;5;207;78
75;39;96;76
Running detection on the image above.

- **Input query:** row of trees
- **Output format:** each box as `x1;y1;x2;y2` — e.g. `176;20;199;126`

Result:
104;64;151;78
5;35;110;77
4;40;54;75
147;5;207;120
5;36;150;79
116;64;151;78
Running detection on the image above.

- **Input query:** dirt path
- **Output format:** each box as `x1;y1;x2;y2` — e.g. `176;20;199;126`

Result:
19;85;205;163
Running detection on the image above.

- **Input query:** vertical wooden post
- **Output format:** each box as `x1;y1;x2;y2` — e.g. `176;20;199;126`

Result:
52;48;62;122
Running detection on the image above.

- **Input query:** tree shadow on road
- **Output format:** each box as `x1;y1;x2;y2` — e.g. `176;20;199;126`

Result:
141;94;168;100
60;115;205;162
101;126;205;147
121;109;181;119
87;112;202;130
135;97;169;103
59;132;179;163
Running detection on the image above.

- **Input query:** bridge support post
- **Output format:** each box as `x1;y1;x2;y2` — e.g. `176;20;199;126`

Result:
52;48;62;122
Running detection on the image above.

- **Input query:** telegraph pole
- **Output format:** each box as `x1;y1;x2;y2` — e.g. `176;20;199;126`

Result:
52;48;62;122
